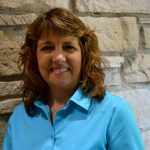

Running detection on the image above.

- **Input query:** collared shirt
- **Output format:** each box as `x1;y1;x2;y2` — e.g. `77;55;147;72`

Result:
3;87;144;150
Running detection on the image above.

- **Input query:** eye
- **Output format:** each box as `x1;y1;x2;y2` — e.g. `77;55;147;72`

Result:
63;45;76;52
41;45;54;52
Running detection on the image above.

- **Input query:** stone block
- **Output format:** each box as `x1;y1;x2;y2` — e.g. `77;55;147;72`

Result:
0;59;20;76
0;0;70;12
0;30;25;76
138;18;150;24
0;98;22;114
0;28;26;46
143;27;150;49
0;14;37;26
123;54;150;83
76;0;150;14
0;81;22;96
103;56;124;68
105;68;121;86
0;31;9;42
0;41;20;76
80;17;139;52
0;41;19;60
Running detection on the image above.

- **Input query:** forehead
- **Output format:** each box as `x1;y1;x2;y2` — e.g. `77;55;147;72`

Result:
38;30;79;44
39;30;64;40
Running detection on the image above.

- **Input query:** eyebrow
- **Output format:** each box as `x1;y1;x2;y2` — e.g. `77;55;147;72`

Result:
38;40;77;48
62;41;76;45
38;41;52;49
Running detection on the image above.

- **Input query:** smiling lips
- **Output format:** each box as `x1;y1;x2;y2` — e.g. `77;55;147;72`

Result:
50;67;69;74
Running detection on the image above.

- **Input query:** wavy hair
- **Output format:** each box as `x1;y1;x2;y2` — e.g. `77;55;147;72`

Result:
19;8;106;113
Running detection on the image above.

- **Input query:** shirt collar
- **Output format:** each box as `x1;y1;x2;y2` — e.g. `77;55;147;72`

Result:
69;86;92;111
34;86;92;113
33;100;50;120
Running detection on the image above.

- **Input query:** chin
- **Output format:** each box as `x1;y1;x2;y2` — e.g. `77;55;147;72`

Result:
49;81;70;88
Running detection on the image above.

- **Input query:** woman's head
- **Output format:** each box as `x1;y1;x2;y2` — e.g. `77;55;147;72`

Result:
19;7;105;109
36;31;82;94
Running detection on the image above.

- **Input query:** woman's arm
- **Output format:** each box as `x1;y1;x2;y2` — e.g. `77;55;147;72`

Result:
107;101;144;150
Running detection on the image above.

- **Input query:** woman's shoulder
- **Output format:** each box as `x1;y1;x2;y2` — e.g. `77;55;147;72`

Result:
9;103;27;123
94;91;130;111
105;91;128;105
93;91;136;126
13;103;25;114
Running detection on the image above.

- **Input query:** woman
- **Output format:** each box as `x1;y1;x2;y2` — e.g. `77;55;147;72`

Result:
3;8;144;150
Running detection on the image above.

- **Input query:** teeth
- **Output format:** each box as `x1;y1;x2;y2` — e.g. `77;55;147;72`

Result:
52;68;68;73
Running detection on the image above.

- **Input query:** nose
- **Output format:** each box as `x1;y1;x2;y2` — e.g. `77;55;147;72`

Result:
51;48;66;63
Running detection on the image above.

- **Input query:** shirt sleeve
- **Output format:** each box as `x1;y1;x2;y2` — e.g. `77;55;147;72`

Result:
107;101;144;150
2;118;12;150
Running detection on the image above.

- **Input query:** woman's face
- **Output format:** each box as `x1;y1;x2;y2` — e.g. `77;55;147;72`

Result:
36;31;82;91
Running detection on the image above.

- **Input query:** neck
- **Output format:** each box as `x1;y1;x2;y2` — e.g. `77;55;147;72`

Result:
48;85;78;124
48;85;77;107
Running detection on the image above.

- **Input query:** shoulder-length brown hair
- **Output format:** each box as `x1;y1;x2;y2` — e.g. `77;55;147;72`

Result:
19;7;106;113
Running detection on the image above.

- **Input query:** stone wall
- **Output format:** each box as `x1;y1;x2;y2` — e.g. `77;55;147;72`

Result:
0;0;150;149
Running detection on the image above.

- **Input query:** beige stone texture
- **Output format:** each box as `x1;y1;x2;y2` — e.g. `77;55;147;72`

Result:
0;28;26;46
0;30;25;76
0;14;37;26
103;56;124;68
80;17;139;52
138;18;150;24
0;98;22;114
105;68;121;86
0;81;21;96
0;41;20;76
123;54;150;83
76;0;150;14
0;59;19;76
144;27;150;49
0;0;70;12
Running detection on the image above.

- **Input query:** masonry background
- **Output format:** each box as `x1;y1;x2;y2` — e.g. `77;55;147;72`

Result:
0;0;150;149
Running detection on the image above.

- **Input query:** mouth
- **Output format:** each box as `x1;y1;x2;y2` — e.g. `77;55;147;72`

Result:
50;67;69;73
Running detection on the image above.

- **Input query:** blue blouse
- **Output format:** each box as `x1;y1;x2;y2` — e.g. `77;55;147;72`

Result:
3;87;144;150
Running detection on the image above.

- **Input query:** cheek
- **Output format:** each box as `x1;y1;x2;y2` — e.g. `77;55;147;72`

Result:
73;53;82;71
37;55;48;73
37;53;48;66
37;56;43;70
77;53;82;67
